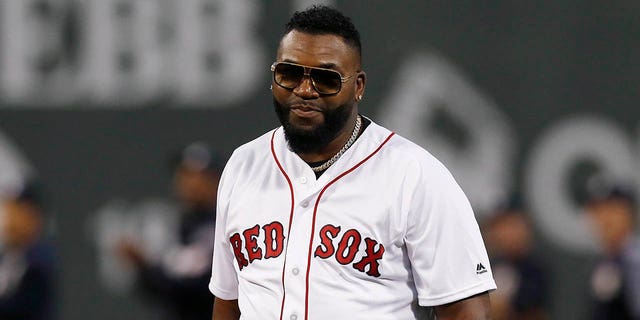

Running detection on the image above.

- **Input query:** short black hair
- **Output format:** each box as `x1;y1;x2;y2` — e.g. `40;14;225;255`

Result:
171;141;224;176
15;180;45;211
284;5;361;58
585;175;636;208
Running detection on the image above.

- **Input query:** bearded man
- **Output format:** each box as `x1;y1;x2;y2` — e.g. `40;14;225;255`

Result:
210;5;496;320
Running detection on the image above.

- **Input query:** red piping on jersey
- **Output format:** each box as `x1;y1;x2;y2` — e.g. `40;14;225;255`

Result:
271;129;296;320
304;132;395;320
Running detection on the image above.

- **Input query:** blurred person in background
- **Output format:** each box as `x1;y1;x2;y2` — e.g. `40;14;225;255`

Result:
484;196;549;320
586;180;640;320
0;182;56;320
116;142;223;320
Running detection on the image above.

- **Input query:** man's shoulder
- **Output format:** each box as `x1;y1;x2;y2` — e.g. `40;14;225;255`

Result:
368;120;453;176
373;125;440;164
229;128;279;159
220;129;279;186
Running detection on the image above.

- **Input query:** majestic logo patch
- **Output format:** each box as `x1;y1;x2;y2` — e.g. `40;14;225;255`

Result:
476;263;487;274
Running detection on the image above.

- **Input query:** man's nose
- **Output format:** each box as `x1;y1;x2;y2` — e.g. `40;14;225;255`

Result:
293;75;320;99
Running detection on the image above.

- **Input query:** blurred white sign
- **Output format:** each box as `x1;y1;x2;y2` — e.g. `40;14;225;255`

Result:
0;0;264;108
0;131;33;198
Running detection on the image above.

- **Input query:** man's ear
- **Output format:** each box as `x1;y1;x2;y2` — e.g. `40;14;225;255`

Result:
355;71;366;101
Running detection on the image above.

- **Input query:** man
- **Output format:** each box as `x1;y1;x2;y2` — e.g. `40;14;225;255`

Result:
117;142;221;320
586;181;640;319
210;6;495;319
484;198;548;320
0;182;55;320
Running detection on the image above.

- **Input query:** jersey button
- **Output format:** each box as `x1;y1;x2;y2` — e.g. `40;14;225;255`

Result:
301;201;309;208
290;314;298;320
292;267;300;275
300;177;308;184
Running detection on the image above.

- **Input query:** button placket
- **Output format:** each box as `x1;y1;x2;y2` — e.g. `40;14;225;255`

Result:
297;181;318;209
283;179;320;319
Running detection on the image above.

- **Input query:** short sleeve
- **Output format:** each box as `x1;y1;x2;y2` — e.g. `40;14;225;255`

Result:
209;153;240;300
403;156;496;306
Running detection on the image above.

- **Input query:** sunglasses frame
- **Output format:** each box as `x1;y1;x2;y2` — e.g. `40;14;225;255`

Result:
270;61;355;95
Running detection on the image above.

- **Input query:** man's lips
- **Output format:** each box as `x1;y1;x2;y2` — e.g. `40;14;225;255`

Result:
289;104;322;117
290;103;322;112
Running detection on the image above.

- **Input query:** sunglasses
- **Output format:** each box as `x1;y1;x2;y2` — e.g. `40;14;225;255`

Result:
270;61;355;95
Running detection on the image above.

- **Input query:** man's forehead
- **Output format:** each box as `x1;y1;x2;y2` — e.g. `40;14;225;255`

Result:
277;30;357;67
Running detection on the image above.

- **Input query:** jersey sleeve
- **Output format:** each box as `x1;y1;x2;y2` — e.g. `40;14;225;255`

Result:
209;153;240;300
403;154;496;306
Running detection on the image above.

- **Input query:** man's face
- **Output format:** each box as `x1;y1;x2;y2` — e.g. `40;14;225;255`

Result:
0;199;41;248
485;211;532;259
174;166;220;209
587;199;635;253
272;30;365;153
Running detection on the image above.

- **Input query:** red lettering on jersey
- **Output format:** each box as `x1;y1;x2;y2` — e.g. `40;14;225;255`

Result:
263;221;285;259
313;224;385;277
243;224;263;263
335;229;361;265
314;224;341;259
353;238;385;277
229;233;248;270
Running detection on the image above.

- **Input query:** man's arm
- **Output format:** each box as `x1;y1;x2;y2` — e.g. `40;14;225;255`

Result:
212;297;240;320
433;292;492;320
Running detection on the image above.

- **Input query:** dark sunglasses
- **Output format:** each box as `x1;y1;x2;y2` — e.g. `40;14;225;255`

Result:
271;62;355;95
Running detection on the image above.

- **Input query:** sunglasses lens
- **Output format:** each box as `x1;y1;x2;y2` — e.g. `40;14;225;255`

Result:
310;69;342;94
272;62;344;94
274;63;304;89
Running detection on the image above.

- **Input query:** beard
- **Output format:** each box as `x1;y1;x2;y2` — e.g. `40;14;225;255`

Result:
273;97;354;154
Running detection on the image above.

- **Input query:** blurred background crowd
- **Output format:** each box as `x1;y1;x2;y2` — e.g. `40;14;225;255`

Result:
0;0;638;319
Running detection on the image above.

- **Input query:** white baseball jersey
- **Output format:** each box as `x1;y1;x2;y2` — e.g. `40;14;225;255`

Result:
210;119;496;320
